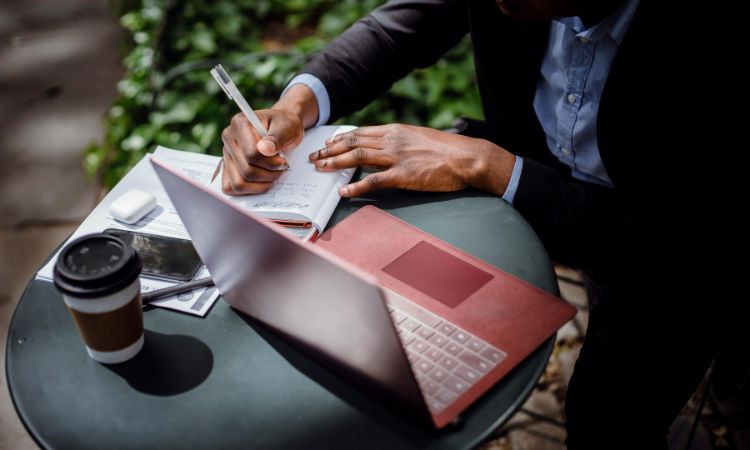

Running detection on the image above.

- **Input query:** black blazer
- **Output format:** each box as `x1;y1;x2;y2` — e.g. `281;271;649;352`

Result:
299;0;727;276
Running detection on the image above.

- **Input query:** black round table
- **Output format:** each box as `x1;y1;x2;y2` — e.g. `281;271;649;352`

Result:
6;187;558;450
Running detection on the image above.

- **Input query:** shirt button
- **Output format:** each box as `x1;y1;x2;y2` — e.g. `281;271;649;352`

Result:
561;147;571;156
567;94;577;104
578;37;590;44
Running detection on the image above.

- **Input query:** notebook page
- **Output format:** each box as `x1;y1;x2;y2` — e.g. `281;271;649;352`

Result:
215;125;356;223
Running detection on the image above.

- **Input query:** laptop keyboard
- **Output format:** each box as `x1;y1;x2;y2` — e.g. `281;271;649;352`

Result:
387;300;507;413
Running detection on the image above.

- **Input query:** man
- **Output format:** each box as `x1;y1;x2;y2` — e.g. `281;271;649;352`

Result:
219;0;735;448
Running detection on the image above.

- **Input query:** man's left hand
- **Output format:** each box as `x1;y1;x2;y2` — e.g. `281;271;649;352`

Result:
308;124;516;198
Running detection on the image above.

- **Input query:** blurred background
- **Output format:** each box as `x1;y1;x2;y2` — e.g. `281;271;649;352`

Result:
0;1;745;449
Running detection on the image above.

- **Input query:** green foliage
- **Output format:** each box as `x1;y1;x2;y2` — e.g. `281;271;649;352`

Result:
87;0;482;188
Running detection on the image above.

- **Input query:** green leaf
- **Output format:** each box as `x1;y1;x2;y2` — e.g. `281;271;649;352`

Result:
156;99;201;124
191;122;219;149
428;110;456;130
253;58;278;79
121;124;154;151
216;15;242;39
190;24;217;55
120;12;144;32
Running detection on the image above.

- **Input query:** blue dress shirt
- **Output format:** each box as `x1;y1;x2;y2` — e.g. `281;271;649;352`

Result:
282;73;331;127
283;0;639;204
506;0;639;203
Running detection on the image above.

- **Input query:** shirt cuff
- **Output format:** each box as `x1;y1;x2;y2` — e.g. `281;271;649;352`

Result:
501;156;524;205
281;73;330;127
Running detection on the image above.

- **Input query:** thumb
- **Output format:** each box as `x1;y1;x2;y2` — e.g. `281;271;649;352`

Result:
256;113;300;157
257;135;279;157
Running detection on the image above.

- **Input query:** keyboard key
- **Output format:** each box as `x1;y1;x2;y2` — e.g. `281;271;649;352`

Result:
428;333;448;348
427;399;446;412
408;339;428;354
444;342;462;356
436;322;456;336
436;389;458;405
415;326;435;340
429;368;449;382
420;378;440;395
450;330;471;344
424;348;443;362
458;351;492;373
481;347;507;364
467;338;485;352
390;310;407;325
406;350;420;363
416;360;434;374
438;356;458;371
445;376;469;394
402;318;420;333
398;333;415;346
455;364;480;383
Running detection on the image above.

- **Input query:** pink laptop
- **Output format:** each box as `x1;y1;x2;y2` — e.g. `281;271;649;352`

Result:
151;157;575;429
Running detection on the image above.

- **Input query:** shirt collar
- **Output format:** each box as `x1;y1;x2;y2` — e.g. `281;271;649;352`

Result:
556;0;640;45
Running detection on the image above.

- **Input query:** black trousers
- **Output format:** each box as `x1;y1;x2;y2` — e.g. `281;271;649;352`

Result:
563;265;720;450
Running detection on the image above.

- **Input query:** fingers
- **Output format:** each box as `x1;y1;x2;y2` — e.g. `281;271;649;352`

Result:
339;171;394;198
222;116;287;173
314;147;390;172
222;146;282;182
308;128;393;172
228;113;261;161
309;128;385;161
221;151;280;195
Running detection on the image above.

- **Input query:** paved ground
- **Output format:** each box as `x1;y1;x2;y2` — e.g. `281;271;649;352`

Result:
0;1;123;448
0;1;747;449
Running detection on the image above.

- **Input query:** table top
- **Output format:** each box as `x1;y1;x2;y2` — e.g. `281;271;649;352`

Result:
6;187;558;450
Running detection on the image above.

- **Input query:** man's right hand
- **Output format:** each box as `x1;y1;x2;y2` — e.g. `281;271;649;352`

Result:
220;109;302;195
219;83;319;195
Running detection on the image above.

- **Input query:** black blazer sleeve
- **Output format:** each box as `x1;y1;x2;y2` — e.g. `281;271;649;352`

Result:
299;0;469;123
512;159;651;272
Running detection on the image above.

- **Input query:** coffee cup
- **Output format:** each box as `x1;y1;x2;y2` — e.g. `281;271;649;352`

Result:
53;233;144;364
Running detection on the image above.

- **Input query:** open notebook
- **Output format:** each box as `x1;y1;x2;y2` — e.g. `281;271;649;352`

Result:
157;124;356;240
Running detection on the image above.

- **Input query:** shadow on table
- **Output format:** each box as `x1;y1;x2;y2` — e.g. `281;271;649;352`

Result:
237;313;457;447
104;330;214;396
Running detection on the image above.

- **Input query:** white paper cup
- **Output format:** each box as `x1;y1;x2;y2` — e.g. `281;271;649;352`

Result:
53;234;144;364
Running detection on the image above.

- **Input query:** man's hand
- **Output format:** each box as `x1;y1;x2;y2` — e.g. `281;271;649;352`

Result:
220;109;302;195
220;84;318;195
308;124;516;198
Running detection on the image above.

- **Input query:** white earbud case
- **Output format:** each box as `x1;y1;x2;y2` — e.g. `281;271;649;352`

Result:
109;189;157;224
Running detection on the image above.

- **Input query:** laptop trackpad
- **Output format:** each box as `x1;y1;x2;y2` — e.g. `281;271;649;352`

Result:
381;241;493;308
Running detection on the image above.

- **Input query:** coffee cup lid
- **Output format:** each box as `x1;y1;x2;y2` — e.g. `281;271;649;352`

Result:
53;233;142;298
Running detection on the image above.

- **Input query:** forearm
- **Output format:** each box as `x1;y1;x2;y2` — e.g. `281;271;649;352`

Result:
273;83;319;129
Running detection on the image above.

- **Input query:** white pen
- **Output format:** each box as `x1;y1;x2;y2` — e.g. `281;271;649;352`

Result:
210;64;291;170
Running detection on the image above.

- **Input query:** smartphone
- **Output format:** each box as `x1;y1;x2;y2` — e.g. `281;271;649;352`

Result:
103;228;203;282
